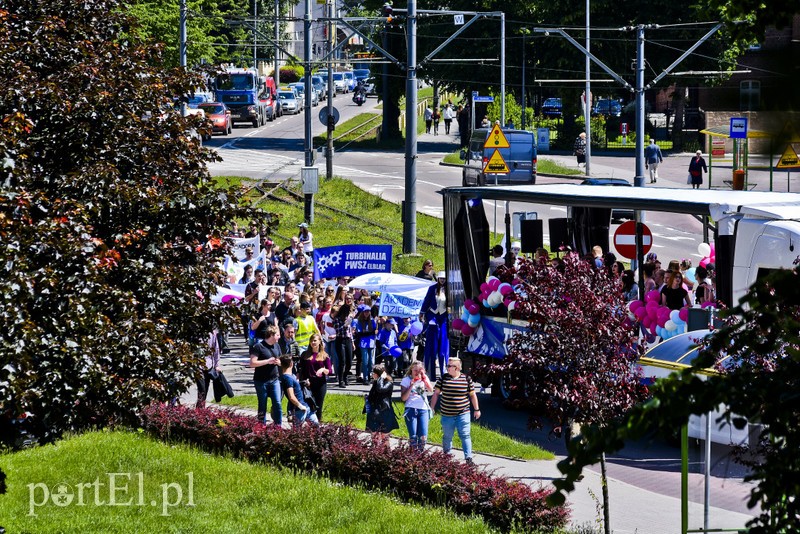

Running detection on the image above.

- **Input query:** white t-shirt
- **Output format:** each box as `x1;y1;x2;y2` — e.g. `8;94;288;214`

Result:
401;376;428;410
321;312;336;341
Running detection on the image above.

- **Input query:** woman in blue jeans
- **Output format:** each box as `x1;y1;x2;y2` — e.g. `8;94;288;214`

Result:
400;361;434;451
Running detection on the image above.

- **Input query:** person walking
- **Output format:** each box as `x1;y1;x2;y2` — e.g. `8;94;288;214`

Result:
432;106;441;135
333;297;355;387
196;330;221;409
424;104;433;134
457;105;471;148
645;138;663;183
279;355;320;427
442;103;454;134
429;357;480;464
299;333;332;421
354;304;377;384
365;364;399;444
688;150;708;189
249;325;283;426
574;132;587;168
400;361;434;451
421;271;449;380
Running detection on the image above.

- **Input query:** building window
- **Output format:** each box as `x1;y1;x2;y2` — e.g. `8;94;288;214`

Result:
740;80;760;111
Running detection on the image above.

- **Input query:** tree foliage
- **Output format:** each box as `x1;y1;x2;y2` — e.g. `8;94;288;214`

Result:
485;255;649;434
0;0;254;446
553;263;800;532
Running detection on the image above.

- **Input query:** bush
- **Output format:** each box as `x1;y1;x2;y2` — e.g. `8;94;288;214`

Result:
141;403;569;533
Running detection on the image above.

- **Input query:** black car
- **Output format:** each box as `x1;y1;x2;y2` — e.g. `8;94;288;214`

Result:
580;177;634;221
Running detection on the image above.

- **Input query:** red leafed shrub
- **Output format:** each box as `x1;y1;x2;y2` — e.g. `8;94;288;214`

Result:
141;403;568;532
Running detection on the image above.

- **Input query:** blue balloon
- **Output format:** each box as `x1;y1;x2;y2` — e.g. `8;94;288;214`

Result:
685;267;697;284
461;309;470;323
482;299;491;308
389;345;403;357
409;320;424;336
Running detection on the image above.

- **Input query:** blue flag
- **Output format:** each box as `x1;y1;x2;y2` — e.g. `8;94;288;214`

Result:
313;244;392;280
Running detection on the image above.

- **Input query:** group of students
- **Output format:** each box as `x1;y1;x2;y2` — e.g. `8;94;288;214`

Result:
424;101;459;136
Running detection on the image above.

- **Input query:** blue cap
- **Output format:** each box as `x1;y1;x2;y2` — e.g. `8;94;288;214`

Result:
357;304;370;313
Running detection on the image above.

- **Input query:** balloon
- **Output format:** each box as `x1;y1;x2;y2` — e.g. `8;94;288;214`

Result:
657;314;668;328
699;258;709;268
461;309;470;323
483;299;491;308
489;292;503;306
684;267;697;284
480;282;490;293
467;314;481;327
709;242;715;255
650;323;657;335
698;243;711;257
700;301;715;309
629;300;643;313
647;307;658;320
451;318;465;330
669;310;680;323
507;301;516;311
480;290;491;301
664;320;676;331
646;290;661;303
678;307;689;322
498;283;513;296
646;299;658;310
635;307;647;320
488;277;501;291
409;320;424;336
466;302;480;315
503;297;514;308
461;324;475;336
642;316;652;328
390;346;403;357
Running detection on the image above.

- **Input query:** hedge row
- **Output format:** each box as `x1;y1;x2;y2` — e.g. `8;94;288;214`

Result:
140;404;568;532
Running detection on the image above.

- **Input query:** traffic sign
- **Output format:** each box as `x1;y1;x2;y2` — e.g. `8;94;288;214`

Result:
318;107;340;126
613;220;652;260
777;145;800;169
483;149;509;174
472;92;494;102
484;124;510;149
729;117;748;139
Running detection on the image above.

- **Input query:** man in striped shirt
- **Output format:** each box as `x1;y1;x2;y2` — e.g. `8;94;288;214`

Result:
430;357;481;463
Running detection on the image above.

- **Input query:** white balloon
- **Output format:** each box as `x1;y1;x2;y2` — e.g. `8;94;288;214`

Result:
664;320;677;331
698;243;711;257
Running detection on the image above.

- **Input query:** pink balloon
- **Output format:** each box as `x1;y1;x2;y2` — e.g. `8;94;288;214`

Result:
499;283;513;296
646;299;658;310
503;297;514;307
700;301;715;309
488;278;501;291
464;298;476;308
709;242;715;254
657;315;668;328
629;300;643;313
678;307;689;322
647;307;658;320
650;323;657;335
451;318;465;330
635;307;647;320
642;316;653;328
480;291;491;301
461;324;475;336
699;258;709;268
646;290;661;303
466;303;480;315
480;283;490;293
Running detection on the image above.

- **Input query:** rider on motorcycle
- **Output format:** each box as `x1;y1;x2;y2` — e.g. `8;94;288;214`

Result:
353;80;366;104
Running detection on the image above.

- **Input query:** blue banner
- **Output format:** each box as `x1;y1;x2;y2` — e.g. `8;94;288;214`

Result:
313;244;392;280
466;317;528;359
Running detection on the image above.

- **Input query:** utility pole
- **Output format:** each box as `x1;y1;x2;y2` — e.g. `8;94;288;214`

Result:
402;0;417;254
325;0;334;180
500;13;505;126
254;0;258;73
584;0;591;176
303;0;316;224
274;0;280;87
634;26;646;187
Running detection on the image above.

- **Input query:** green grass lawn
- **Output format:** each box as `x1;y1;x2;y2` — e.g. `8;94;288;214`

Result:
219;393;553;461
0;431;497;533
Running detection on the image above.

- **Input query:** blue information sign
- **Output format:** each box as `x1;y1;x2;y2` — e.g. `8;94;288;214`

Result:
730;117;748;139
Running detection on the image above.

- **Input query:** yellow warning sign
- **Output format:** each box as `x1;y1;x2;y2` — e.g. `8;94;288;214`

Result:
484;124;510;149
483;149;509;174
777;145;800;169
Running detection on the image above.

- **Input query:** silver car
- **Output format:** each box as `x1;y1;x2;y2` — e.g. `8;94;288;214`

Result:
277;90;300;114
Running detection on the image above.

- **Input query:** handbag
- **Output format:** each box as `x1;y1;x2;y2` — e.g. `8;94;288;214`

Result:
302;382;318;412
210;369;234;402
687;173;693;184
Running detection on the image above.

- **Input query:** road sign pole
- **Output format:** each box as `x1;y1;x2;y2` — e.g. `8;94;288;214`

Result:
402;0;417;254
636;221;645;299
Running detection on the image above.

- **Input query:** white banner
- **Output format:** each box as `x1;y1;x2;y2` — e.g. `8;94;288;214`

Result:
229;236;261;260
378;289;430;318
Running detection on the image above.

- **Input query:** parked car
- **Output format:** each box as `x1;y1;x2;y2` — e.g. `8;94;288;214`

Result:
277;90;301;114
311;75;327;101
580;177;634;221
363;77;377;97
343;71;357;92
592;99;622;117
353;68;370;82
540;97;562;118
332;72;348;93
289;82;318;107
198;102;232;135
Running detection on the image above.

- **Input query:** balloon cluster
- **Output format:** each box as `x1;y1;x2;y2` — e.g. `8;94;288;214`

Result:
697;242;715;268
451;276;518;337
385;319;424;357
629;290;689;340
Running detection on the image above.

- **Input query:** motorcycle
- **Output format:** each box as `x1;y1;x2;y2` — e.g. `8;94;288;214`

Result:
352;90;365;106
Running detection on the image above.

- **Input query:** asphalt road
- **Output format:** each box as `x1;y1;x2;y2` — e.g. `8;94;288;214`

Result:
205;99;712;266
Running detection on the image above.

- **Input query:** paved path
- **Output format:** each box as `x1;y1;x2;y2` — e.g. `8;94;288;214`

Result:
184;337;758;533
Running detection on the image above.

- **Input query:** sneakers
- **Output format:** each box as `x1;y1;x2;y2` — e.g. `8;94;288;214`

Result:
465;458;474;466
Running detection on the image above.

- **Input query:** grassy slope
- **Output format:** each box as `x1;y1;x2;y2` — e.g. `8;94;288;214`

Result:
0;431;495;533
219;393;553;461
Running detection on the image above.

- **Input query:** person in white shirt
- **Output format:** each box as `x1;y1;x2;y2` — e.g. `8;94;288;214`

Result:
442;103;454;134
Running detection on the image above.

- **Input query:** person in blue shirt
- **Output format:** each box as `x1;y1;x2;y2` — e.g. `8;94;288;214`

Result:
644;139;663;183
279;355;319;427
396;317;415;377
377;318;398;376
354;304;377;383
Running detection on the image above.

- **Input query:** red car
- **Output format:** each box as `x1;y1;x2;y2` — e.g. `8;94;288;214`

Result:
198;102;232;135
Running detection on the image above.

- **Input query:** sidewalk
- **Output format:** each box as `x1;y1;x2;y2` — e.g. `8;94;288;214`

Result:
184;336;757;533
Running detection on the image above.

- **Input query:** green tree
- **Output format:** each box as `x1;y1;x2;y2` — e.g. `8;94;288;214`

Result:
553;264;800;532
0;0;257;445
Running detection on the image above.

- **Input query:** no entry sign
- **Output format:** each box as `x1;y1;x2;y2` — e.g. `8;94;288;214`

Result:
613;221;652;260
